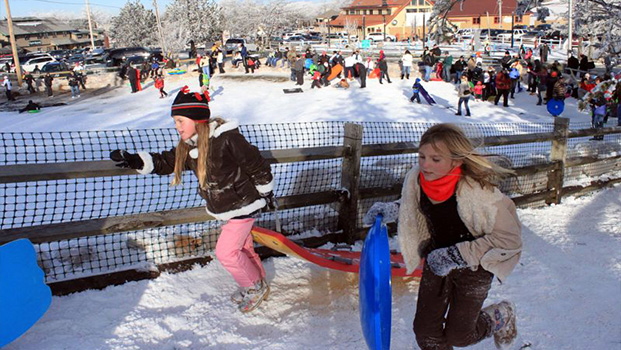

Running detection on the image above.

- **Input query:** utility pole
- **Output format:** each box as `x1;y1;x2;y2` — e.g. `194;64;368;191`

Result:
511;12;514;48
4;0;22;86
382;0;387;41
153;0;166;53
85;0;96;50
568;0;573;55
498;0;502;29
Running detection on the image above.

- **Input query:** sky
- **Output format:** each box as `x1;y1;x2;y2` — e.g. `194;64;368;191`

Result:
2;0;173;18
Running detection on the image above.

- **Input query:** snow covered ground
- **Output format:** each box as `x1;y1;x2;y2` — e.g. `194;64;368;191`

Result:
0;68;595;133
2;71;620;350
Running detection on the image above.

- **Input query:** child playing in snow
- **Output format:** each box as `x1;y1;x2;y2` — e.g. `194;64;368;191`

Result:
154;75;167;98
473;81;484;101
110;87;274;313
364;123;522;350
410;78;422;103
311;70;322;89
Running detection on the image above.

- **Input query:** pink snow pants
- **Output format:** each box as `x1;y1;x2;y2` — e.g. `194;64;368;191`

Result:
215;218;265;288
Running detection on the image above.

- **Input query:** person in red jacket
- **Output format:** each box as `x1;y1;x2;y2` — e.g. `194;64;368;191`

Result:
154;74;167;98
494;69;511;107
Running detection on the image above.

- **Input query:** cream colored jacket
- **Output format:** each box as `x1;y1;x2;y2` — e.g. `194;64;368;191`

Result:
397;167;522;282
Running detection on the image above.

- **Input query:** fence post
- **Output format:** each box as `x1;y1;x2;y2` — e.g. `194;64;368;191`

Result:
547;117;569;205
338;123;363;244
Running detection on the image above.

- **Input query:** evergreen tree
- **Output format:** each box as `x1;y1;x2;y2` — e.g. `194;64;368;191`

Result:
109;0;158;48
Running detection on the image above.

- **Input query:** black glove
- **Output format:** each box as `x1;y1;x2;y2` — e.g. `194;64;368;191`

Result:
426;245;468;276
110;149;144;170
263;191;278;211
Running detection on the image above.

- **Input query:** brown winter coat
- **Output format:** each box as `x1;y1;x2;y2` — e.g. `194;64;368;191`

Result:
139;120;274;221
495;72;511;90
397;167;522;283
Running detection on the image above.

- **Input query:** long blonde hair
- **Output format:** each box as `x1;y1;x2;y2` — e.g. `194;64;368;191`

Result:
419;123;515;190
171;117;226;189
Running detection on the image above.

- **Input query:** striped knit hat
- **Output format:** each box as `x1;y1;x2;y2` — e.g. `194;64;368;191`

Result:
171;86;210;122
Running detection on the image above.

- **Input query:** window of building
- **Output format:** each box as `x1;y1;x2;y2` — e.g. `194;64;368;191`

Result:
514;15;522;23
494;16;500;24
473;17;481;25
418;0;426;5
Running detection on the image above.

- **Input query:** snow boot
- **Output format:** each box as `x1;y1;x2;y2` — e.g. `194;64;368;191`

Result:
483;301;517;350
238;279;270;313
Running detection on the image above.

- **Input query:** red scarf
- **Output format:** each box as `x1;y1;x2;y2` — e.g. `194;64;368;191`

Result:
420;166;462;202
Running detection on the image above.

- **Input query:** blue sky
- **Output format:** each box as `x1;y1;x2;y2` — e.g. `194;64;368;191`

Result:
3;0;174;17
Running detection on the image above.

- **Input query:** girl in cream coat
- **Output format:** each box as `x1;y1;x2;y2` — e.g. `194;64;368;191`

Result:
365;123;522;350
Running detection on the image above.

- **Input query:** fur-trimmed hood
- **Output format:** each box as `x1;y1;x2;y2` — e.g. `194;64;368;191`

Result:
397;167;522;282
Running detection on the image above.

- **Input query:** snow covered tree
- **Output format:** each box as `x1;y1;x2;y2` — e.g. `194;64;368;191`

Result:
220;0;319;43
572;0;621;66
162;0;224;53
109;0;158;47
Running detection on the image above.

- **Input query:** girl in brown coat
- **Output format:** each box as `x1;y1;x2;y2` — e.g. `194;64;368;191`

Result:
364;124;522;350
110;88;275;313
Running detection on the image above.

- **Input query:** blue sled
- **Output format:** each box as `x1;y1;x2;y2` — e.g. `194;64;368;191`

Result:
359;215;392;350
0;239;52;347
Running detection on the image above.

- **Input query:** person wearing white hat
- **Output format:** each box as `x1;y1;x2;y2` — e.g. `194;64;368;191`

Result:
2;76;15;101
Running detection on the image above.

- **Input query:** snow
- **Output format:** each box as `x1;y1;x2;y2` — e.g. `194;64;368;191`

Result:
2;70;620;349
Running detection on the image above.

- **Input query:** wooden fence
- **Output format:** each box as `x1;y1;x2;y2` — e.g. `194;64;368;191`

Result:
1;119;620;294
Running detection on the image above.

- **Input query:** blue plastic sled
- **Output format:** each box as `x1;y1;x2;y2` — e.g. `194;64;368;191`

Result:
547;98;565;116
359;215;392;350
0;239;52;347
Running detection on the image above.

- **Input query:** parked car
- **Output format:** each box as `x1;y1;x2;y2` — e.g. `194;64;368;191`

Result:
40;61;72;77
21;56;56;73
105;47;152;66
284;35;307;43
535;23;552;32
455;28;475;40
480;29;509;41
49;50;69;60
497;29;526;40
223;38;257;54
365;32;396;42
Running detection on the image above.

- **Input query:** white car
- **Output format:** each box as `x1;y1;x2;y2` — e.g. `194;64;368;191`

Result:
497;29;526;40
366;32;396;42
21;56;56;73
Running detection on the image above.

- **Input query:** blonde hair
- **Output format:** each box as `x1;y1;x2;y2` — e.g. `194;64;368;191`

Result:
171;117;226;189
419;123;515;190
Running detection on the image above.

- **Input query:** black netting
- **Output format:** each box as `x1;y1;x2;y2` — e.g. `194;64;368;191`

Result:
1;121;619;283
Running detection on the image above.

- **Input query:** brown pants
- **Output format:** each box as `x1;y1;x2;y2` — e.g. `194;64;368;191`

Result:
414;263;494;350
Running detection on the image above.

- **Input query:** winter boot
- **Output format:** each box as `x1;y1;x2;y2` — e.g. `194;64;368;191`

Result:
406;74;410;79
230;288;246;304
483;301;517;350
238;279;270;313
401;74;404;80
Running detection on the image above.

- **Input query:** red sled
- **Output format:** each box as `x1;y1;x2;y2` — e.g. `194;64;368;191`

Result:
251;226;422;277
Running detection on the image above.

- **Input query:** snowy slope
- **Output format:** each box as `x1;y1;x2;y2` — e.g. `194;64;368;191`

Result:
0;70;593;133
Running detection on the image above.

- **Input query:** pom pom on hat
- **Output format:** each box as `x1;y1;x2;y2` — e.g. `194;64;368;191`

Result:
171;86;210;122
